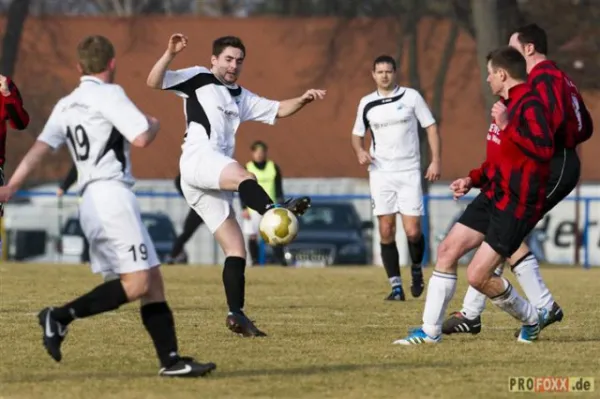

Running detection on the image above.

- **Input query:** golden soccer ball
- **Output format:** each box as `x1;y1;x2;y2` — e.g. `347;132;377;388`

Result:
258;208;299;246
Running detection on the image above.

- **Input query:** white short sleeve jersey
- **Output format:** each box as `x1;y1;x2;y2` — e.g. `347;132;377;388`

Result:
352;86;436;172
37;76;149;193
162;66;280;158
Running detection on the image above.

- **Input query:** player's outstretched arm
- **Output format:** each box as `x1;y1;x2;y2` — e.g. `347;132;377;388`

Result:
276;89;326;118
146;33;188;89
0;141;52;202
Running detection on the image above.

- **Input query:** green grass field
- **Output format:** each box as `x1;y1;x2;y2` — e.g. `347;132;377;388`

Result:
1;263;599;398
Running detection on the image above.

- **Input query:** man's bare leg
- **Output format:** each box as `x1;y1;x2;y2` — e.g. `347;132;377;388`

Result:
393;223;484;345
466;242;542;343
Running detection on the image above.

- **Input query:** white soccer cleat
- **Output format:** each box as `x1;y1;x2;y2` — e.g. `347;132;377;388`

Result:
393;327;441;345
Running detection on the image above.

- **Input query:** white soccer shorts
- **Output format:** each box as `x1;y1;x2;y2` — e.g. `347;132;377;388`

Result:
369;169;424;216
79;181;159;279
179;147;237;233
242;210;261;236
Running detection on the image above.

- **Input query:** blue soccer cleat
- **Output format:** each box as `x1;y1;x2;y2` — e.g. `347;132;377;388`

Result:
517;308;548;343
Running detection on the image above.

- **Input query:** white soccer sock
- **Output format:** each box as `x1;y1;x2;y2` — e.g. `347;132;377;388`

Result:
422;271;457;337
512;254;554;311
389;276;402;288
461;286;487;320
490;277;538;325
460;265;504;319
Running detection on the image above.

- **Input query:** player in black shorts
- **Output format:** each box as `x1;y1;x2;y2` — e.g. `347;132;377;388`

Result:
395;47;554;345
443;24;593;337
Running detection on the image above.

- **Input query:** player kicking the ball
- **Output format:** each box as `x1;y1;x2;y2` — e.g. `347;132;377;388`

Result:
352;55;441;301
0;36;215;376
443;24;593;337
147;34;325;337
395;46;554;345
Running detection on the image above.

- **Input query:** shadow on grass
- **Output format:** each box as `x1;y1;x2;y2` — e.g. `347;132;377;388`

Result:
1;360;503;383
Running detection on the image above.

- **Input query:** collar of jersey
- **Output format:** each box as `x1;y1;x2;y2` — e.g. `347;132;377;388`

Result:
208;70;239;89
376;85;401;98
80;76;104;85
505;82;531;104
530;59;557;75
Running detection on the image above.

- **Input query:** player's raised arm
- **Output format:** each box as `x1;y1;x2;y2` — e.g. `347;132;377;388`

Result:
146;33;188;89
276;89;326;118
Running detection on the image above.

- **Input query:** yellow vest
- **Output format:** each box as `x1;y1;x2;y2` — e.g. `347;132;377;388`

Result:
246;160;277;202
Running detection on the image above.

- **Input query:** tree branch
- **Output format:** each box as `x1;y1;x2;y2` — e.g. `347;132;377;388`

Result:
0;0;31;76
431;21;460;124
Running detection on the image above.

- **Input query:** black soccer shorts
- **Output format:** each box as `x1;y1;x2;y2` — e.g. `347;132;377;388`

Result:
457;193;535;259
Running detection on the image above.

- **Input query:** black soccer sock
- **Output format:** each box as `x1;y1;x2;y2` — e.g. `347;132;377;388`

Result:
274;245;287;266
141;302;180;368
223;256;246;313
238;179;273;215
170;209;203;257
380;242;401;285
52;279;128;326
248;238;259;265
408;234;426;267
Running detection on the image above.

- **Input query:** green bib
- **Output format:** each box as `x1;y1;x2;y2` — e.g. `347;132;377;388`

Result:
246;160;277;201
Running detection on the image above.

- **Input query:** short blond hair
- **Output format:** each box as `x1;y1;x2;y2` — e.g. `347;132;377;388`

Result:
77;35;115;75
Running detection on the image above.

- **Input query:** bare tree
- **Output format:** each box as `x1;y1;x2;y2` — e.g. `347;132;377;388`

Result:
1;0;32;77
470;0;500;112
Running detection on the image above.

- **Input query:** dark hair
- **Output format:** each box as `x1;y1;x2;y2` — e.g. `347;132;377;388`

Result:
212;36;246;57
251;140;268;151
514;24;548;55
372;55;396;71
77;35;115;75
486;46;528;81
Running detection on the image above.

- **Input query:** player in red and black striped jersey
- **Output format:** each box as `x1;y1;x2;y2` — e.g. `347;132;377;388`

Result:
394;47;552;346
0;74;30;254
444;24;594;338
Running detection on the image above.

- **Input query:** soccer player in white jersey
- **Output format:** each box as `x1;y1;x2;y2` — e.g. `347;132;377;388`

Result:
147;34;325;337
0;36;215;377
352;55;441;301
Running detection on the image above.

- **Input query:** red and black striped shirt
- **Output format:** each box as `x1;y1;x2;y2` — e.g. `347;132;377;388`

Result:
468;83;553;223
528;60;593;148
0;77;30;168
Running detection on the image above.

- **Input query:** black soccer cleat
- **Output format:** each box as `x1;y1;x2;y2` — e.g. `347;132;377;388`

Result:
385;286;406;301
282;197;311;216
226;312;267;337
513;302;564;338
442;311;482;335
38;307;68;362
410;266;425;298
159;356;216;378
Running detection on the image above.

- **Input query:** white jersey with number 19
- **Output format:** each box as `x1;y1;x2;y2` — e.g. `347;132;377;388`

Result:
352;86;436;173
37;75;159;278
37;76;150;194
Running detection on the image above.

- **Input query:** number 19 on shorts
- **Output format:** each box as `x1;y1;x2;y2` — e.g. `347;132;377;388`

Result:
128;244;148;262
